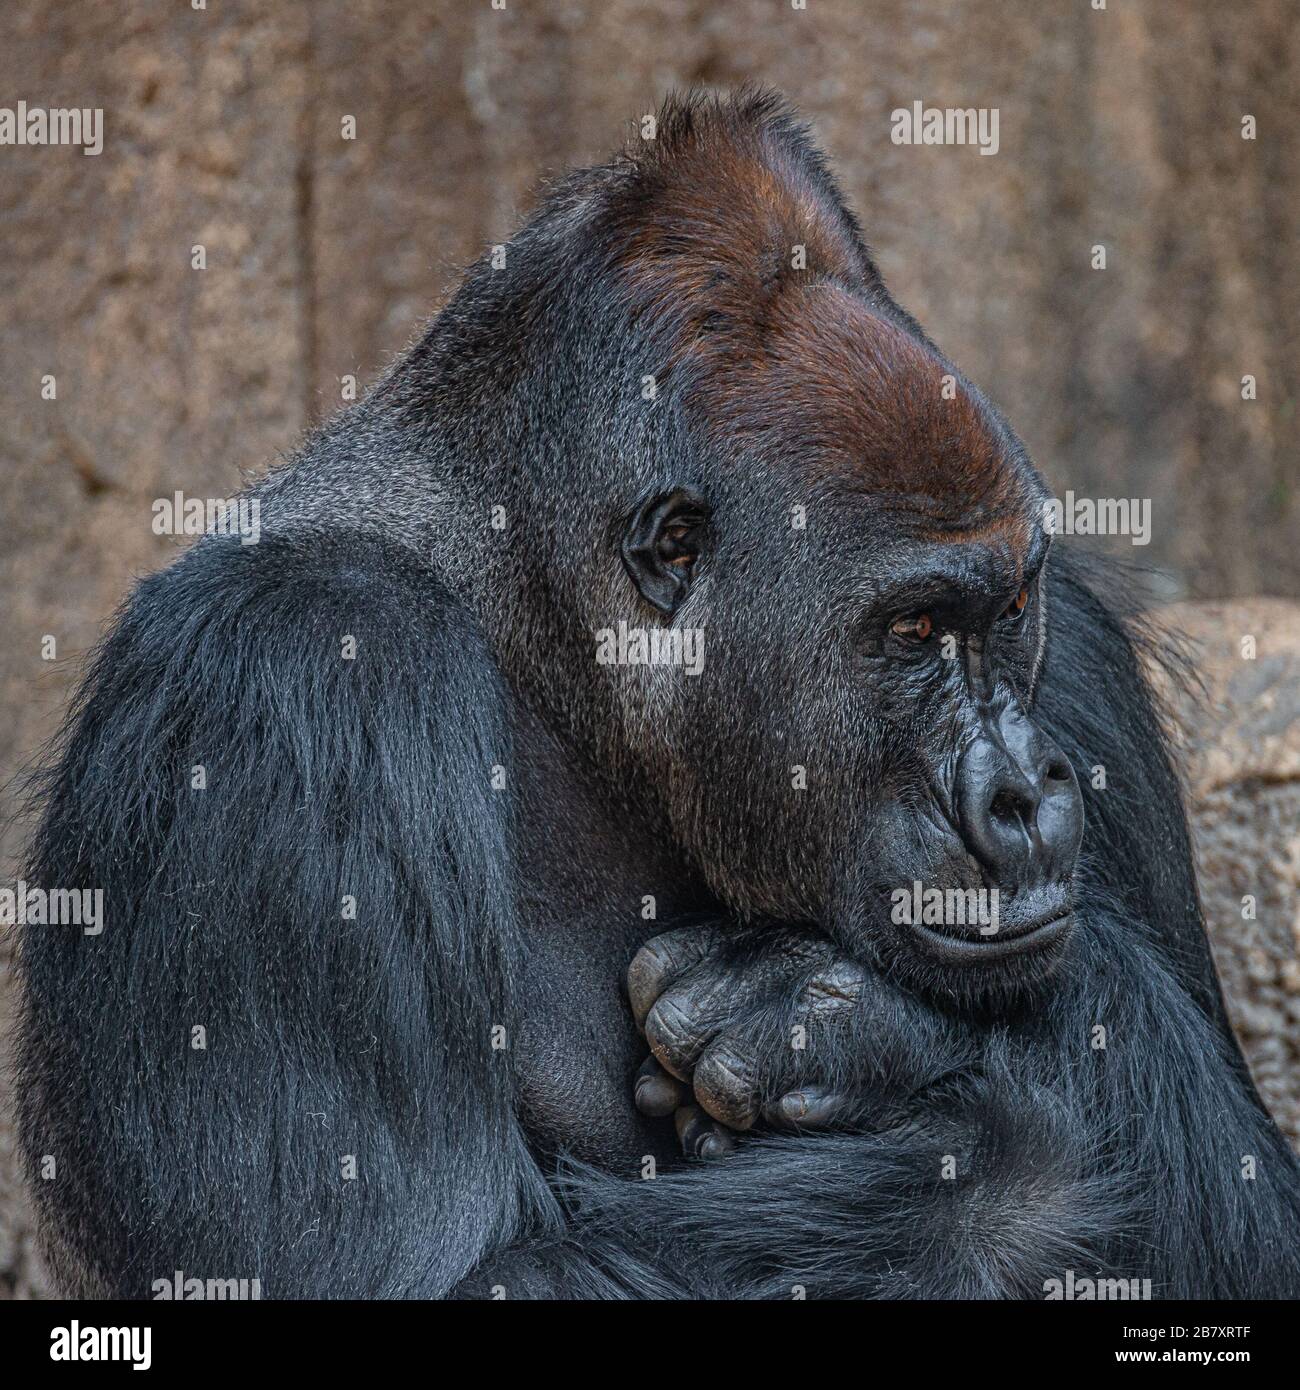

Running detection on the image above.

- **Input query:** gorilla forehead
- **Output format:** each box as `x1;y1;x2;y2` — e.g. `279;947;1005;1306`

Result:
707;285;1042;532
597;92;1044;552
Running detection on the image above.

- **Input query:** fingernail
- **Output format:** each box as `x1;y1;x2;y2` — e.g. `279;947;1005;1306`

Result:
782;1092;807;1119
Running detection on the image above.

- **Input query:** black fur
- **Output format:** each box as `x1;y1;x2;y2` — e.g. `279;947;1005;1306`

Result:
15;89;1300;1299
18;533;555;1296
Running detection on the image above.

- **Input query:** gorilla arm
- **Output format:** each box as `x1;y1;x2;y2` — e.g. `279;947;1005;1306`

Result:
17;528;557;1298
16;519;787;1301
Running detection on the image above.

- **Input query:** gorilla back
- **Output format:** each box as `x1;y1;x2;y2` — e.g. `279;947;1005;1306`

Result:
17;89;1300;1299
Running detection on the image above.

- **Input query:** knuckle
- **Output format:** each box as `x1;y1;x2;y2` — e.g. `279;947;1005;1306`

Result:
628;940;670;989
645;994;699;1072
802;960;867;1013
642;928;695;969
694;1042;759;1129
628;942;701;1026
628;933;707;1015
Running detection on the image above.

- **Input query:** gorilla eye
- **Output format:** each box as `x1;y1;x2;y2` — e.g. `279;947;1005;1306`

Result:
1001;587;1030;621
891;613;933;642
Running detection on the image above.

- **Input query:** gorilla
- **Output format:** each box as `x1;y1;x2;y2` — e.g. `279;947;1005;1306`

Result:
16;89;1300;1299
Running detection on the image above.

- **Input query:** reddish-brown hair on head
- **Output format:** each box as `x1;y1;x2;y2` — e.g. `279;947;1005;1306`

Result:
598;88;1040;535
601;88;880;363
722;283;1038;532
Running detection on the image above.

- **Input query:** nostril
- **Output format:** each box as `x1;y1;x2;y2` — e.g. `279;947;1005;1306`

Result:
989;789;1024;825
1044;759;1071;785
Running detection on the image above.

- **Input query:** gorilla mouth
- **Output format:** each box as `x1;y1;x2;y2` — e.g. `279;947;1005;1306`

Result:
907;883;1075;966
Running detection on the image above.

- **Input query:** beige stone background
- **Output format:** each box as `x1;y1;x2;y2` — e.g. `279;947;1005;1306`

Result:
0;0;1297;1296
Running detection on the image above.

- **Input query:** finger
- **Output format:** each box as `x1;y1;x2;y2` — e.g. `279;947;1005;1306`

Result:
762;1086;854;1131
778;960;866;1067
740;966;866;1131
644;946;786;1082
690;959;867;1127
644;978;729;1081
627;925;723;1031
633;1055;687;1118
692;1033;764;1132
675;1104;736;1160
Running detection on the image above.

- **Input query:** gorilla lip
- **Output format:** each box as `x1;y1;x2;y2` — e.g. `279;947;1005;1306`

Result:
909;907;1073;964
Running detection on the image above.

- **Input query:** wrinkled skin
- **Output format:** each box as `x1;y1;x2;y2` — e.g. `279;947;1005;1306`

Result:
628;921;975;1156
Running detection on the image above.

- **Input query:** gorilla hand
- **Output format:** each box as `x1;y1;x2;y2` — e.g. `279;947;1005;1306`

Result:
628;923;951;1155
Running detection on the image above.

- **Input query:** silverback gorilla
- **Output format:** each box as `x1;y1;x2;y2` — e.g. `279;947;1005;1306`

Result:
17;90;1300;1299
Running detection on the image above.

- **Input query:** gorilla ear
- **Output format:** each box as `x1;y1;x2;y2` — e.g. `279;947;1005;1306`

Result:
621;488;709;616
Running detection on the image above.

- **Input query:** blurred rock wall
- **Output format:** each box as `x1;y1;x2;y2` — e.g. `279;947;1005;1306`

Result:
1;0;1297;1298
1146;601;1300;1149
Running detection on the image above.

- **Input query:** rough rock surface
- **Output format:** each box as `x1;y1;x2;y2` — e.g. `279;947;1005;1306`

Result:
1147;600;1300;1149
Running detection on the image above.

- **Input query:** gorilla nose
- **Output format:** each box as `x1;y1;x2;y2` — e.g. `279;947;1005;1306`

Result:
955;724;1084;889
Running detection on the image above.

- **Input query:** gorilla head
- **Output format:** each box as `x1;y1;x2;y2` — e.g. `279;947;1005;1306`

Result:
407;91;1084;1003
614;303;1085;1002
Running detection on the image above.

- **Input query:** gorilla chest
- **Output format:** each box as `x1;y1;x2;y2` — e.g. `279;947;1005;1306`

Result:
513;921;679;1174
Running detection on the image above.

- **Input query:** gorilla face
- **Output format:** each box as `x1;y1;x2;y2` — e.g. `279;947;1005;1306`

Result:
826;519;1086;1003
619;473;1085;1003
614;296;1084;1003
